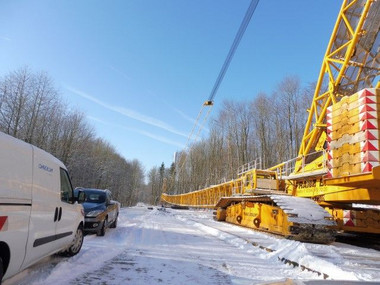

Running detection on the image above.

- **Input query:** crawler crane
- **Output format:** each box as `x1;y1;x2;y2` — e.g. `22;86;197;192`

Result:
162;0;380;243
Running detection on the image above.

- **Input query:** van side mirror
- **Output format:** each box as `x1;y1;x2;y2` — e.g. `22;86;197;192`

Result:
77;191;86;204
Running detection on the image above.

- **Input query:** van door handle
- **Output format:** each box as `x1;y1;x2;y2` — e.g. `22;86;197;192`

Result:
54;207;58;222
58;207;62;221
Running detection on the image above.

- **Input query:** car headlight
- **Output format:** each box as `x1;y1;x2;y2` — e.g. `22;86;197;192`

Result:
86;210;103;217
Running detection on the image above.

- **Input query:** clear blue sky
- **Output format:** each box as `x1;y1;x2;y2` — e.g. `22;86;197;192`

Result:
0;0;342;172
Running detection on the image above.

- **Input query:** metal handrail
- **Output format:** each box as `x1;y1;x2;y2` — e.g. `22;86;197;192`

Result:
237;158;262;175
271;150;327;179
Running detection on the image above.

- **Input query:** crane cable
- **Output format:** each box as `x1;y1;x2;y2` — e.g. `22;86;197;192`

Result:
178;0;260;176
207;0;259;103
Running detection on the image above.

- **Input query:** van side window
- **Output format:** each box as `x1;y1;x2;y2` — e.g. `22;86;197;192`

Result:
60;168;74;204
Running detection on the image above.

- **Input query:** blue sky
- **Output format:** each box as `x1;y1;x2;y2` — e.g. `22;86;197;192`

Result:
0;0;342;172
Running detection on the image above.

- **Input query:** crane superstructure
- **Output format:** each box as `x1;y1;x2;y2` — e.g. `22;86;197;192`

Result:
161;0;380;243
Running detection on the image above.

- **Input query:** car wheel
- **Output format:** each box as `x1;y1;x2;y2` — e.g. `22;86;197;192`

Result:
0;257;4;285
110;214;118;228
97;218;107;236
62;225;84;257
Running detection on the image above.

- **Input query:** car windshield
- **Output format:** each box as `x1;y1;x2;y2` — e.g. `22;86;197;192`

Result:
84;190;106;203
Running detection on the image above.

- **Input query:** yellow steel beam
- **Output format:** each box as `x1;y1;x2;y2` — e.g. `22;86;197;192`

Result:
296;0;378;172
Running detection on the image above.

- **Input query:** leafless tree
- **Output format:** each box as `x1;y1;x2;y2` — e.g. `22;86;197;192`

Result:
0;67;145;206
167;76;316;195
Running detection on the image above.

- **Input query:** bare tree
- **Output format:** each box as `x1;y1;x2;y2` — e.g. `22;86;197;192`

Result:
0;67;145;206
148;166;160;204
0;67;31;137
275;76;303;158
251;93;275;168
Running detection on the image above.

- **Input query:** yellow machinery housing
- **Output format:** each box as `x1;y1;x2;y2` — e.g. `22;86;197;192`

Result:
161;0;380;243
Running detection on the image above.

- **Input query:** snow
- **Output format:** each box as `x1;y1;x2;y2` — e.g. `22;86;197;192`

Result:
4;207;380;285
270;195;335;226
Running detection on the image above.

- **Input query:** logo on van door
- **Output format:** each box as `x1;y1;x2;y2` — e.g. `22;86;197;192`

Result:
39;164;53;173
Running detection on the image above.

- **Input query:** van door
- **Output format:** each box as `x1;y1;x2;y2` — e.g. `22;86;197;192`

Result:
53;168;79;249
21;148;59;270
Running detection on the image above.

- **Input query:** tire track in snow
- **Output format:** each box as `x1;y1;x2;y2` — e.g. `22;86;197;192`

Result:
171;212;329;279
71;207;233;285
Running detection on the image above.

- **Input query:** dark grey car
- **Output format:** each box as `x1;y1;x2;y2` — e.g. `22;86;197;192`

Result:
75;188;120;236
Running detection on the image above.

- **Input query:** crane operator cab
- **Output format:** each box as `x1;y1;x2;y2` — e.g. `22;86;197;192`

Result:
241;169;280;195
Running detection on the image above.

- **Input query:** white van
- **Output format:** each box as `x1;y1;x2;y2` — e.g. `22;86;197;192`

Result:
0;131;84;283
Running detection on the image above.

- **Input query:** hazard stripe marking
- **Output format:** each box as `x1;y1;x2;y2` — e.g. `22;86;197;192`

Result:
359;89;375;98
0;216;8;231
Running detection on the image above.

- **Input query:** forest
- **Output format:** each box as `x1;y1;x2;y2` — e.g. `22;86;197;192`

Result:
0;67;316;205
0;67;144;206
149;77;317;202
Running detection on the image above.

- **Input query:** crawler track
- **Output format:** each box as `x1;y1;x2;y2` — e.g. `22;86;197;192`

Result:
217;195;336;243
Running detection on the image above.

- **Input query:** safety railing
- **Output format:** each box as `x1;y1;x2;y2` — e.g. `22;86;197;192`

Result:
270;150;327;179
237;158;262;175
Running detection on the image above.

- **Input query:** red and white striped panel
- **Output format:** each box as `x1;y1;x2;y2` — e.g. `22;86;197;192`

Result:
359;89;380;173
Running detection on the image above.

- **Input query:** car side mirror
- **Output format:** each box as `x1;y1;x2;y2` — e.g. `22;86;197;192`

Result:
77;191;86;204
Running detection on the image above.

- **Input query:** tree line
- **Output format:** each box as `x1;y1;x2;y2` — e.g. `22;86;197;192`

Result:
0;67;317;205
152;76;316;196
0;67;144;206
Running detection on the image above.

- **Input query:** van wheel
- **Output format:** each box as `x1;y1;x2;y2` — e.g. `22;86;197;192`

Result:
110;214;118;228
0;257;4;284
62;225;84;257
97;218;107;236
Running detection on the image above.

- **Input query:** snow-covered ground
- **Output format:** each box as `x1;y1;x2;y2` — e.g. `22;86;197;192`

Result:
4;206;380;285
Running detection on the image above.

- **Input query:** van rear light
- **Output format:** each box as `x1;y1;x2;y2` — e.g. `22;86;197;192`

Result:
0;216;8;231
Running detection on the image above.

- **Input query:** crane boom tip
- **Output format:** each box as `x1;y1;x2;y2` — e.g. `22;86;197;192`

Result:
203;100;214;106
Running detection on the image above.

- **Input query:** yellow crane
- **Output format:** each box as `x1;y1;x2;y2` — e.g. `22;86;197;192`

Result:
162;0;380;243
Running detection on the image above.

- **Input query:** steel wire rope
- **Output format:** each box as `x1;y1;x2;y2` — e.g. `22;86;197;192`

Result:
207;0;259;103
183;105;207;154
177;0;260;181
193;104;214;147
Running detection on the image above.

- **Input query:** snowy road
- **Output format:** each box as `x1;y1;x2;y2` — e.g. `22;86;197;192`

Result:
4;206;380;285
